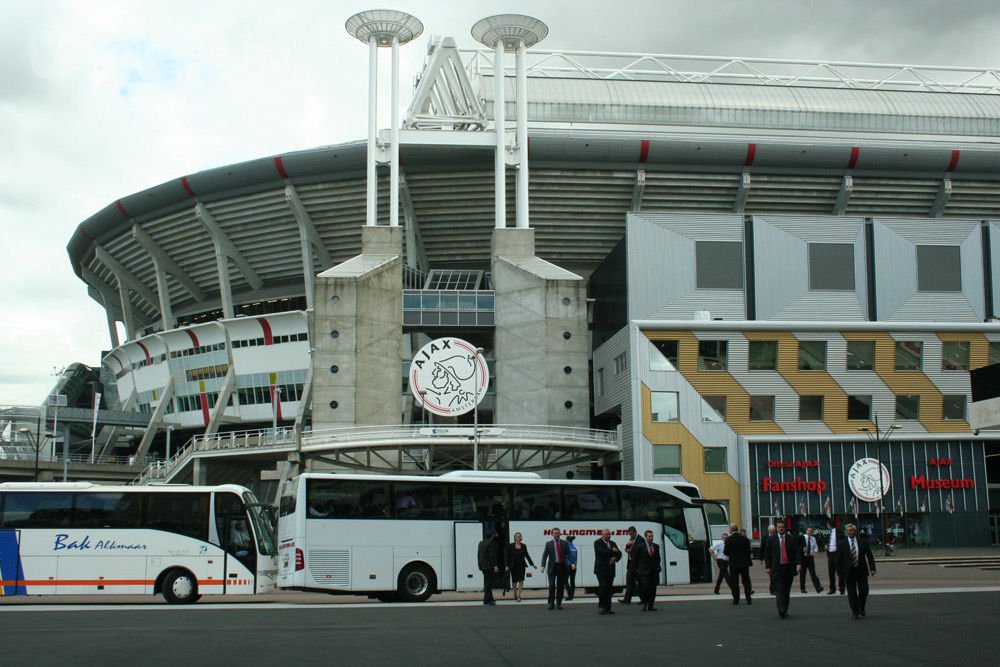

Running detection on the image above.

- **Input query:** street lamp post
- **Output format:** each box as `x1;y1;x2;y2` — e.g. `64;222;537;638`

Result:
18;427;40;482
472;347;485;471
859;415;901;546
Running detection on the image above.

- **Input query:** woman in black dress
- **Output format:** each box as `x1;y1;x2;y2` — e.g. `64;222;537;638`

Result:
505;532;536;602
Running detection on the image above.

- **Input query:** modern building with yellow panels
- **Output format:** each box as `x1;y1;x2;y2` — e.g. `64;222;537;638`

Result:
590;213;1000;547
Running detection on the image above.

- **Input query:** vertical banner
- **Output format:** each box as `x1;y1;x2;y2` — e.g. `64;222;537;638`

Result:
90;392;101;463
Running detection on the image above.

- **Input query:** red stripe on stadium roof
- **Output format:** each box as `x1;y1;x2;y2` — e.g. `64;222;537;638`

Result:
136;341;152;365
77;226;93;241
200;393;210;426
847;146;860;170
273;386;283;422
744;143;757;167
258;318;273;345
184;328;200;348
947;149;960;172
274;156;289;179
115;200;130;218
181;177;196;197
639;139;650;163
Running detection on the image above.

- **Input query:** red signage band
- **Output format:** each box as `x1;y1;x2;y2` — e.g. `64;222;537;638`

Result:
761;477;827;495
928;458;953;467
910;475;973;490
767;460;819;469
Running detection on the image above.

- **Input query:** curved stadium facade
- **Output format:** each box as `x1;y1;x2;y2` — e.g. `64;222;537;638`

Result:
63;38;1000;544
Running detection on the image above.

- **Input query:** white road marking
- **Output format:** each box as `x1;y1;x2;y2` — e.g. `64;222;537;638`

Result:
2;586;998;612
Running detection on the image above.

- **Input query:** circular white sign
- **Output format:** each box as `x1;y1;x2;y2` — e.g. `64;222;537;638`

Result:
409;337;488;417
847;457;890;503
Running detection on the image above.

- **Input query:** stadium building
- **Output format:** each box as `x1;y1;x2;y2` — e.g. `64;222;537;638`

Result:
55;13;1000;545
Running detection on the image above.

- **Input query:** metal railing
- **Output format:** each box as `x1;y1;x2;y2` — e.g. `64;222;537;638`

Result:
462;49;1000;94
302;424;619;451
135;427;298;485
0;446;154;467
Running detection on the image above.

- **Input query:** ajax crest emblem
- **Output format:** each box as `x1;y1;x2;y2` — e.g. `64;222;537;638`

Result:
847;457;890;503
410;338;488;417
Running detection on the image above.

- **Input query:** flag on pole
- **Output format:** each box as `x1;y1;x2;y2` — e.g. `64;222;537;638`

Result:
799;499;806;516
773;500;782;516
945;495;955;514
90;392;102;438
848;496;858;518
823;496;832;518
897;496;904;513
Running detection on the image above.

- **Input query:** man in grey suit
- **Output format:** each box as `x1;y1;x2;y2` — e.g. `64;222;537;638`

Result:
540;526;569;610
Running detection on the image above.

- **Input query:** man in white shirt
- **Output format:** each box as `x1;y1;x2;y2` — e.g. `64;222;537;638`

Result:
709;532;730;594
798;527;824;593
825;519;845;594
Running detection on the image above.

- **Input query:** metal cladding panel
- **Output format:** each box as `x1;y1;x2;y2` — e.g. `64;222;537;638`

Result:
529;135;643;163
627;213;746;321
479;76;1000;136
753;215;867;322
873;218;984;322
593;326;631;418
992;221;1000;314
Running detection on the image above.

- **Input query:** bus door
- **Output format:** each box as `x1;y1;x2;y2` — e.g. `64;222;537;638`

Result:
454;522;485;591
215;493;256;591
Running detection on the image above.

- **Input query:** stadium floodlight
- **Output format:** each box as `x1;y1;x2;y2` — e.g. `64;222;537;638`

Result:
472;15;548;230
346;11;424;229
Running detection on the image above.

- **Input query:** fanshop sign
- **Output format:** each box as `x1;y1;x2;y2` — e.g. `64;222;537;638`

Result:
409;337;488;418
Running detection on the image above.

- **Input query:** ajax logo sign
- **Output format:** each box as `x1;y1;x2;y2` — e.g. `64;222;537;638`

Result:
410;337;488;417
847;457;890;503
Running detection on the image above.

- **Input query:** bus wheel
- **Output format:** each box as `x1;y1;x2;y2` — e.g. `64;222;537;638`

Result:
397;563;435;603
162;569;199;604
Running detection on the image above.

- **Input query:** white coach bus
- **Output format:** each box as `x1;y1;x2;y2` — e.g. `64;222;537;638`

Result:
0;482;278;603
277;471;727;602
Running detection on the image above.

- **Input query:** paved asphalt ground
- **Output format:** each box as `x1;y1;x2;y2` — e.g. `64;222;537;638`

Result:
2;548;998;666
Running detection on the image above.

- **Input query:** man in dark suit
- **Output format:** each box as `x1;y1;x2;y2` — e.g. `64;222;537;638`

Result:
838;523;876;619
540;526;569;610
619;526;644;604
593;528;621;615
633;529;662;611
763;519;801;618
477;531;499;605
724;524;753;605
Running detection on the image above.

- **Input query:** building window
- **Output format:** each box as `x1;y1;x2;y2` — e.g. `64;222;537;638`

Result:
798;340;827;371
650;339;678;371
809;243;855;291
991;342;1000;366
895;395;921;420
595;368;605;398
917;245;962;292
696;241;744;289
704;448;727;473
698;340;728;371
847;341;875;371
800;396;824;421
749;395;775;421
847;395;872;421
941;341;970;371
652;445;681;475
748;341;777;371
613;352;628;375
942;395;967;420
702;396;726;422
650;392;680;422
895;341;922;370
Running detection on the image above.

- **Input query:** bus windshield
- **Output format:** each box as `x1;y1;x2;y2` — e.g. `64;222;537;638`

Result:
245;495;278;556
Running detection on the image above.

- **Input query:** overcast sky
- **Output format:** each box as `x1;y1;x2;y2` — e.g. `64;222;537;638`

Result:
2;0;999;407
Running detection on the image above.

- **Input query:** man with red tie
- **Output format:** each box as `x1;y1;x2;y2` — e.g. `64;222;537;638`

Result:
540;527;569;610
763;519;801;618
633;529;662;611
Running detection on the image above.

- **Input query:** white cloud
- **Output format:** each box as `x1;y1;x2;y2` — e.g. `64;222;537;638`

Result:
1;0;998;405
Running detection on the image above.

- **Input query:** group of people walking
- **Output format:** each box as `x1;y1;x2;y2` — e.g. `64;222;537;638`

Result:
711;519;877;620
479;519;876;620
